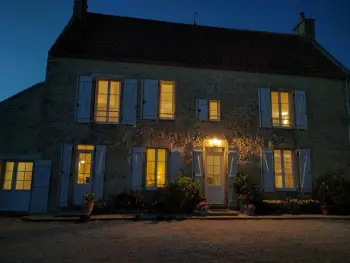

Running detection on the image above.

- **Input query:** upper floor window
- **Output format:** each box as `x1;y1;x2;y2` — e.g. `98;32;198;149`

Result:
274;149;295;189
271;91;292;128
196;99;221;121
146;148;166;189
159;81;175;120
94;79;121;123
209;100;221;121
1;161;33;190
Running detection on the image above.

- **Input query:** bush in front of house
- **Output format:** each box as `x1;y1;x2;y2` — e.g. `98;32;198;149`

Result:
255;199;321;215
313;172;350;215
160;176;205;213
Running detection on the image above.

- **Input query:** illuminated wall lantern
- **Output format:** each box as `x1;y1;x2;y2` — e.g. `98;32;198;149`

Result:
209;138;221;147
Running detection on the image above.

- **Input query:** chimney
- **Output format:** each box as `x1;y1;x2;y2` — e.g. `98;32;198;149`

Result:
73;0;88;19
293;12;315;39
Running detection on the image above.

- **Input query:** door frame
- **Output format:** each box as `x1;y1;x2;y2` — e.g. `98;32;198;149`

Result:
204;147;225;205
70;147;95;206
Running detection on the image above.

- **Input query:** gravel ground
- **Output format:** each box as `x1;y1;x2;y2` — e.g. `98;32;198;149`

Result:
1;218;350;263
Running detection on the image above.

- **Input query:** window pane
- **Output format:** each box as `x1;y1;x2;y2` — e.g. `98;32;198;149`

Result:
77;153;91;184
5;162;14;172
275;175;283;188
157;149;166;162
280;92;289;104
271;91;278;104
146;161;155;175
214;165;220;175
3;181;12;190
18;162;26;171
97;80;108;94
16;181;24;190
159;81;174;119
274;150;283;188
110;81;121;95
4;170;13;181
207;156;213;165
157;173;165;187
109;94;119;110
213;156;220;165
26;162;33;172
147;149;155;162
17;172;24;181
209;100;220;120
77;145;94;150
97;94;108;110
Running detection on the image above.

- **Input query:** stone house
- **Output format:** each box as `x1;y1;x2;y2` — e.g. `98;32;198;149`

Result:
0;0;349;213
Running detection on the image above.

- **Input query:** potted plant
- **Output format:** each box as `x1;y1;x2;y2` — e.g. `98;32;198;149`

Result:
195;201;209;216
234;172;253;212
83;192;95;217
243;203;255;216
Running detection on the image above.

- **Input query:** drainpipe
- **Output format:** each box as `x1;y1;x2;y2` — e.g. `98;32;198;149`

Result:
345;78;350;142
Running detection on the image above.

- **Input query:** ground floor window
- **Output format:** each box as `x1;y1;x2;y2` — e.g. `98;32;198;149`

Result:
146;148;166;189
75;145;94;184
273;149;295;189
1;161;33;190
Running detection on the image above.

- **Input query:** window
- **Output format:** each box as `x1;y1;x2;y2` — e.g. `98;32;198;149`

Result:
209;100;220;121
75;145;94;184
94;79;121;123
271;91;292;128
146;149;166;189
159;81;175;119
274;150;295;189
1;161;33;190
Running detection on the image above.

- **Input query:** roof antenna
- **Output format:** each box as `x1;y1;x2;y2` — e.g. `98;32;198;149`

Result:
193;12;199;25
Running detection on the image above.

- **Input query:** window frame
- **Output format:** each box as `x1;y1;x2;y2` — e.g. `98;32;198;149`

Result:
93;78;122;124
145;148;167;190
158;80;176;120
209;100;221;121
74;145;95;185
270;90;294;129
273;149;297;191
0;160;34;191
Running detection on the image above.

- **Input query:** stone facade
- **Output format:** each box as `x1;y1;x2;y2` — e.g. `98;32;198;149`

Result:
39;57;349;211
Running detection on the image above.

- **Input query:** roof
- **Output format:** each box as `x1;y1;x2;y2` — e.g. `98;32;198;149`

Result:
0;82;44;104
49;13;348;80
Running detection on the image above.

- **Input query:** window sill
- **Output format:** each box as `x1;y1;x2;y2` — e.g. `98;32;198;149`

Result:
275;188;297;192
94;121;120;125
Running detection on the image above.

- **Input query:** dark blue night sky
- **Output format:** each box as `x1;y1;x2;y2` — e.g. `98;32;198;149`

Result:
0;0;349;101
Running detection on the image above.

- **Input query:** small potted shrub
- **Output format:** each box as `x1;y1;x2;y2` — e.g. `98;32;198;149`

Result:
195;201;209;216
234;172;253;212
243;203;255;216
83;192;95;217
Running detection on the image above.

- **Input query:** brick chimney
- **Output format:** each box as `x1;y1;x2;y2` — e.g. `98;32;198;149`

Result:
73;0;88;19
293;12;315;39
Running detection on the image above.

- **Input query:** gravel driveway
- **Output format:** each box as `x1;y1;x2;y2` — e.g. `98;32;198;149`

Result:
1;218;350;263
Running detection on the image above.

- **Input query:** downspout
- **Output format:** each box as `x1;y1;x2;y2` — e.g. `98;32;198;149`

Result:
345;78;350;143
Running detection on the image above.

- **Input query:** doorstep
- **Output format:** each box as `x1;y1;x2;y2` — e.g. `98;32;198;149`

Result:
21;213;350;222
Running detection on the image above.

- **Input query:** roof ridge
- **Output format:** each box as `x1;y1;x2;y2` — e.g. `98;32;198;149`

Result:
87;12;299;39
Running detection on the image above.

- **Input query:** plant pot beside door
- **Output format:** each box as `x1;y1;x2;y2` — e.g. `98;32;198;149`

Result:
82;192;95;220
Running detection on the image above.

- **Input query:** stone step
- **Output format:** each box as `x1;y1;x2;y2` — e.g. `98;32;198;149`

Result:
207;209;239;216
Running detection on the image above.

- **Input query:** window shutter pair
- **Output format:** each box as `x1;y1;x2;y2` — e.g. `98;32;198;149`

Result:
261;148;312;193
75;76;138;125
258;88;308;129
130;147;181;190
58;144;106;207
196;99;209;121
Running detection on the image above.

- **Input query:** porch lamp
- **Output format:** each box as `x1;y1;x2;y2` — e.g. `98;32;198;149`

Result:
209;138;221;147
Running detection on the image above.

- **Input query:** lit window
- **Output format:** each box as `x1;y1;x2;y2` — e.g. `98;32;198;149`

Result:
209;100;220;121
146;149;166;189
274;150;295;189
1;161;33;190
206;155;221;185
159;81;175;119
271;91;292;127
94;79;121;123
75;145;94;185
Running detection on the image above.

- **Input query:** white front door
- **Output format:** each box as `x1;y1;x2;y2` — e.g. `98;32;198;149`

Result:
205;150;224;205
72;149;93;205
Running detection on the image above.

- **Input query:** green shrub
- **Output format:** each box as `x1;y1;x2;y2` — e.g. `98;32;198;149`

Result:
313;173;350;215
160;176;204;213
256;199;321;214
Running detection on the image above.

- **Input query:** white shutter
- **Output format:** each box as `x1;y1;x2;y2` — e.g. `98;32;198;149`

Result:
30;160;51;214
93;145;106;201
261;148;274;192
75;76;93;123
169;148;182;182
295;90;308;129
196;99;209;121
258;88;272;128
122;79;138;125
130;147;143;189
299;149;312;192
58;144;73;208
192;147;203;177
227;148;238;177
141;79;159;119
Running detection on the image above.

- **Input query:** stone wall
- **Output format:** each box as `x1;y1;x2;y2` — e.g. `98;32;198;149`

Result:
42;57;350;210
